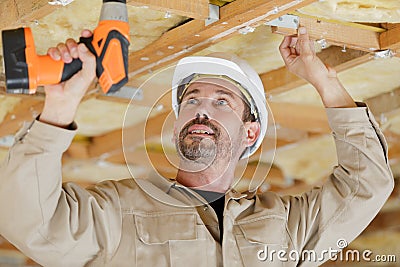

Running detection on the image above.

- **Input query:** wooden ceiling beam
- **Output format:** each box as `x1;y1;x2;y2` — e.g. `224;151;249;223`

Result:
0;0;58;29
269;102;330;133
272;13;394;53
261;46;371;95
0;96;43;138
384;131;400;165
127;0;210;20
127;0;318;78
365;86;400;116
273;15;400;55
379;24;400;51
89;110;169;158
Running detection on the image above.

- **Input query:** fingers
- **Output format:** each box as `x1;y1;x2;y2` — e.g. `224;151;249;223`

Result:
47;47;61;61
81;29;93;38
47;38;79;63
77;43;96;81
279;36;294;65
296;27;313;56
66;38;79;59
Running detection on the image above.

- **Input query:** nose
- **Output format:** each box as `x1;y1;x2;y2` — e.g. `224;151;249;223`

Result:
193;98;213;120
196;113;209;121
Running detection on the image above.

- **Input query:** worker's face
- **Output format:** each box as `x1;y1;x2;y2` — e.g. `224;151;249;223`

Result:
174;78;259;168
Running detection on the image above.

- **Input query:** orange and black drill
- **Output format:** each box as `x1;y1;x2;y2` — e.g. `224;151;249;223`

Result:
2;0;130;94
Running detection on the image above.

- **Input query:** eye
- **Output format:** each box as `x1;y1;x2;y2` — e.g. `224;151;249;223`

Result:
187;98;199;105
216;99;229;106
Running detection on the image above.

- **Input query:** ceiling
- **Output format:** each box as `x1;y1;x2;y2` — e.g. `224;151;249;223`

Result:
0;0;399;265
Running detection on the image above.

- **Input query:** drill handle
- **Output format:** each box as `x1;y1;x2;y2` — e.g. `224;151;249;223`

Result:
60;30;130;94
59;36;94;82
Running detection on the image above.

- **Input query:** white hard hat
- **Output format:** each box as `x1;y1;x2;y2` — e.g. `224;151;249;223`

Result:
171;53;268;159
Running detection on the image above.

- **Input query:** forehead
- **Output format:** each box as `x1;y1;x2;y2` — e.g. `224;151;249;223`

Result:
183;77;243;98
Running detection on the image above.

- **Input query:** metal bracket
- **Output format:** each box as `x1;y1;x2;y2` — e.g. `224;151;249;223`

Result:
374;49;395;59
205;4;220;26
316;39;328;49
106;86;144;101
238;26;256;35
48;0;74;6
265;14;299;29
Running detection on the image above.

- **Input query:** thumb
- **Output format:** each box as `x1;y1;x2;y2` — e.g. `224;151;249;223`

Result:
78;43;96;80
297;27;313;56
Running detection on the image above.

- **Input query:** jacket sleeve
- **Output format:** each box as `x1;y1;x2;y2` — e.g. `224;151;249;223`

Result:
281;103;394;266
0;120;122;266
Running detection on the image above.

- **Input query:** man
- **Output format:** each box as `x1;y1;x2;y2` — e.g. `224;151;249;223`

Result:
0;27;393;266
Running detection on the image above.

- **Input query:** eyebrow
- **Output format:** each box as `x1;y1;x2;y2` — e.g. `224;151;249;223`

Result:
182;88;200;99
215;89;236;99
183;88;238;100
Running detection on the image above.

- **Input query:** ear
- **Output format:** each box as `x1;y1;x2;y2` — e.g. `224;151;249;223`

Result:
244;121;260;147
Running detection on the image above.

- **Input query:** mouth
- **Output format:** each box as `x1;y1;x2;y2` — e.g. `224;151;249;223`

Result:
187;124;215;137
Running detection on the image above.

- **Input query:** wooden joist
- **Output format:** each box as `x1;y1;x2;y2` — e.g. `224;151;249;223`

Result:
269;102;330;133
272;13;400;54
380;24;400;50
89;110;169;158
127;0;318;78
261;46;370;95
0;0;57;29
365;87;400;116
0;96;43;137
127;0;210;19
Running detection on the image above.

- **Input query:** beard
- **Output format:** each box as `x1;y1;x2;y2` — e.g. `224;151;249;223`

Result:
176;116;231;165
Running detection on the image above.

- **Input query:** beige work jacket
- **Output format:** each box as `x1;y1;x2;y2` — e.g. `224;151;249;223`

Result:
0;104;394;267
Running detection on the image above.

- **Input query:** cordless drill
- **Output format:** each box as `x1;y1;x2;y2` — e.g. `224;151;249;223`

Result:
2;0;130;94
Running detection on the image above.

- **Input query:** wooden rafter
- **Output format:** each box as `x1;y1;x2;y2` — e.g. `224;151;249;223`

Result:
261;46;370;95
127;0;318;78
127;0;210;19
0;95;43;137
365;87;400;116
380;24;400;51
272;13;400;54
269;102;330;133
0;0;57;29
89;110;170;158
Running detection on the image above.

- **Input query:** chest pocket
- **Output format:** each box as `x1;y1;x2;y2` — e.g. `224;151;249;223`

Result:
134;212;210;267
235;215;289;267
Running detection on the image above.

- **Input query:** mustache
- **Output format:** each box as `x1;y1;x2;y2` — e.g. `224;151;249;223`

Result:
179;115;220;139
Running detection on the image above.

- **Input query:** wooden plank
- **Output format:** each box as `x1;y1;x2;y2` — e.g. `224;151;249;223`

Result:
379;24;400;52
64;136;91;159
272;13;386;52
0;0;58;29
262;46;370;94
365;87;400;116
269;102;330;133
384;131;400;165
363;210;400;234
0;96;44;137
127;0;209;19
237;162;286;187
89;111;169;158
128;0;318;78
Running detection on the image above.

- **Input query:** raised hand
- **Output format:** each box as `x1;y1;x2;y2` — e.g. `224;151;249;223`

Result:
39;30;96;128
279;27;356;108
